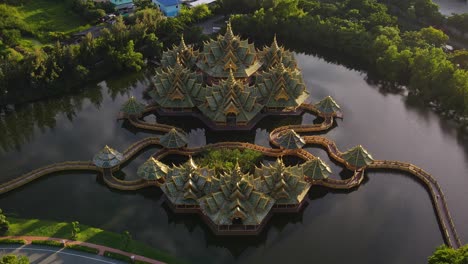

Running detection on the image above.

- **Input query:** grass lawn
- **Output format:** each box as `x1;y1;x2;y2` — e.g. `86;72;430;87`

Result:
16;0;90;34
6;217;182;264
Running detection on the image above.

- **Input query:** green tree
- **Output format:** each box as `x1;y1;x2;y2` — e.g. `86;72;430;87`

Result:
71;221;80;240
447;13;468;35
0;255;29;264
414;0;443;25
108;40;144;71
122;230;131;250
419;27;448;47
0;209;9;234
449;50;468;70
428;245;468;264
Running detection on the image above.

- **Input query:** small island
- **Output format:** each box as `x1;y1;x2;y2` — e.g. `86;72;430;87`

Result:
0;27;462;252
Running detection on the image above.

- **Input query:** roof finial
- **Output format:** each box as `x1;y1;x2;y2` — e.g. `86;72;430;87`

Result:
225;20;235;40
226;69;237;86
179;34;187;50
175;53;183;68
271;34;280;50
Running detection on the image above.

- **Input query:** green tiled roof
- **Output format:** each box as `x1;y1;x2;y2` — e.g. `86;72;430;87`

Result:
260;35;297;71
314;96;341;115
161;157;219;206
148;27;311;126
196;22;262;78
93;145;124;168
254;62;309;108
276;129;305;149
137;157;169;181
342;145;374;168
198;70;263;123
302;157;332;180
160;128;188;149
161;35;199;69
198;163;275;225
253;159;311;205
149;61;204;108
120;96;145;116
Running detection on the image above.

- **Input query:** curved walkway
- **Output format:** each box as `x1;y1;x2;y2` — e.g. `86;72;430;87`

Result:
0;103;462;248
0;236;165;264
0;245;123;264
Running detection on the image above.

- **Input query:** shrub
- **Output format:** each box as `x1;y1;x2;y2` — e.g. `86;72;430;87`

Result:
0;209;9;234
31;240;63;247
0;239;26;245
0;254;29;264
103;251;132;262
65;244;99;254
194;148;263;173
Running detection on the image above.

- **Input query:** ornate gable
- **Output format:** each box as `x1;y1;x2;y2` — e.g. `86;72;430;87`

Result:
196;22;262;78
161;35;199;69
198;163;275;225
149;61;203;108
198;70;263;123
254;62;309;108
253;158;311;205
161;157;219;206
260;35;297;71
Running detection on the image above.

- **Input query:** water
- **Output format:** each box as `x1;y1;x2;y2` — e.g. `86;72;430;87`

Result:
0;54;467;264
433;0;468;15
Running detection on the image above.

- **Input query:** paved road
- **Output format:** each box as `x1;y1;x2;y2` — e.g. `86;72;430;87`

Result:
195;15;226;35
0;245;127;264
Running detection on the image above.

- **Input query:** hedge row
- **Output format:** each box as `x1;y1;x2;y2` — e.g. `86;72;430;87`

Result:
31;240;64;247
0;239;26;245
65;244;100;254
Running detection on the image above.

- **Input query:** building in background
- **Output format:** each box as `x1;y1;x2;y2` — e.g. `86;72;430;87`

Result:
153;0;181;17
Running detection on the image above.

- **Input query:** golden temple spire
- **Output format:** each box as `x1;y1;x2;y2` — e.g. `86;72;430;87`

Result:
226;69;237;87
271;34;280;51
179;34;187;50
225;21;235;41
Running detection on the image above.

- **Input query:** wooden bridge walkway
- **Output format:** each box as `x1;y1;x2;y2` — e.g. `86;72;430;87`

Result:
0;103;462;248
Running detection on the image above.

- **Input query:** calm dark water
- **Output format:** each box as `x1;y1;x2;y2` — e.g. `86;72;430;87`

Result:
0;54;467;264
433;0;468;15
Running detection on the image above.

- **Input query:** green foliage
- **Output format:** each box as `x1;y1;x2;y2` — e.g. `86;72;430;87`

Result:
65;244;100;254
0;209;10;233
0;255;29;264
449;50;468;70
414;0;443;25
6;218;180;264
178;5;212;24
195;148;263;173
69;0;111;22
231;0;468;119
31;240;64;247
428;244;468;264
219;0;264;14
71;221;80;240
0;239;26;245
123;230;131;250
103;251;132;262
447;13;468;35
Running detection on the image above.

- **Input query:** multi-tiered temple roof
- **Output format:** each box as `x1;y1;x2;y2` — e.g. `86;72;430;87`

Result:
197;23;262;78
253;159;311;205
139;157;327;232
148;23;310;128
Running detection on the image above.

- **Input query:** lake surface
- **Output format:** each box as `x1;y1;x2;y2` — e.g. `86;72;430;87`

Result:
433;0;468;15
0;53;467;264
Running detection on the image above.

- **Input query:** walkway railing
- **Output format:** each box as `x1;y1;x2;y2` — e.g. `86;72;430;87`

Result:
0;104;461;248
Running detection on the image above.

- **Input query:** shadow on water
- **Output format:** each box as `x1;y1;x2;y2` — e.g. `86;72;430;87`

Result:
161;199;307;259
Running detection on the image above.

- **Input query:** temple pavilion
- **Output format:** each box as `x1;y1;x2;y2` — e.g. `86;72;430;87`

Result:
148;23;310;128
139;157;317;235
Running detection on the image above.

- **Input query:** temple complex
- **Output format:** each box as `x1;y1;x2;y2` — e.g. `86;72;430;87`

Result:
143;157;315;234
147;23;310;128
